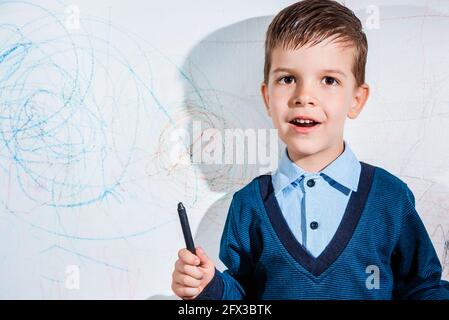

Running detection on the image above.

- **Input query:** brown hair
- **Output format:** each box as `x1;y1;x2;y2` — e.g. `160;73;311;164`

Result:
264;0;368;87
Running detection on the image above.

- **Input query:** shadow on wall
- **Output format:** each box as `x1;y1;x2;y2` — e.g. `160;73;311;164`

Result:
184;14;278;280
147;15;277;300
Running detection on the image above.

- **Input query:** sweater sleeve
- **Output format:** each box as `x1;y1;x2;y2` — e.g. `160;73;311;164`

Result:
194;194;254;300
391;185;449;300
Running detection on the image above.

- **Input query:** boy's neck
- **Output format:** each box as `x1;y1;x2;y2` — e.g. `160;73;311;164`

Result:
287;141;345;173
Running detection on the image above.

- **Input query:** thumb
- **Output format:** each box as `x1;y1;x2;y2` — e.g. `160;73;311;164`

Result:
196;247;213;267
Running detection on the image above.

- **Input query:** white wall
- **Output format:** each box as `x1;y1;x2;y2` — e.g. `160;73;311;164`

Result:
0;0;447;299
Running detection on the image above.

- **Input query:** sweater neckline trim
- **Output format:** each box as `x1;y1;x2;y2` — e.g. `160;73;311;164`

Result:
257;161;375;277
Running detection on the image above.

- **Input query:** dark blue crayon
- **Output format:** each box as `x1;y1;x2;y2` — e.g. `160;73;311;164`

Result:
177;202;196;255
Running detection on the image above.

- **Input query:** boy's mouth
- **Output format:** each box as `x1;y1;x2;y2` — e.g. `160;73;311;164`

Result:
289;117;321;128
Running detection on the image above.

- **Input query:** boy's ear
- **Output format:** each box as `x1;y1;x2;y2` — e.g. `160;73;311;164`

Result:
260;82;271;117
347;83;370;119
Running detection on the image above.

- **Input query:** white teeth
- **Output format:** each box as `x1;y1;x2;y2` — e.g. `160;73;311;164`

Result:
293;119;314;124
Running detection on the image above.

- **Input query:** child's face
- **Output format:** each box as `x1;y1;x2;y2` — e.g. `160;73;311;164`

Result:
261;37;369;161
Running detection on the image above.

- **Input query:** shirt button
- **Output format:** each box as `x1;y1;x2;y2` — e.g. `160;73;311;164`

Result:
306;179;315;187
310;221;319;230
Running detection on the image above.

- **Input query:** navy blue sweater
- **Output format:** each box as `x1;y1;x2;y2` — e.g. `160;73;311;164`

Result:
196;162;449;300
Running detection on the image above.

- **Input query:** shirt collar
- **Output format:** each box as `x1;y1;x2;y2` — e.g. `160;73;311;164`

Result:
272;141;361;196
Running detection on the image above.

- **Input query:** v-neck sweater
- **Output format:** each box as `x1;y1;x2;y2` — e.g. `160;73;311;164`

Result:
194;162;449;300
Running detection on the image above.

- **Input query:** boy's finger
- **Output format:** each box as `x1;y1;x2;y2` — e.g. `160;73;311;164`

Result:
174;259;203;280
174;273;202;288
178;248;200;265
174;285;200;299
174;259;184;273
196;247;212;267
182;264;203;280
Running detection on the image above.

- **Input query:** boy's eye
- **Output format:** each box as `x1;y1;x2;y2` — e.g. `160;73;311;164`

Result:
278;76;295;85
322;76;339;86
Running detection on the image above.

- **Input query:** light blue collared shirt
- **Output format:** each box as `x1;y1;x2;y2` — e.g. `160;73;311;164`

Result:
271;141;361;257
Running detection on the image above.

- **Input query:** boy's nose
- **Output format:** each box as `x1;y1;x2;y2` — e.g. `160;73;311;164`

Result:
292;91;317;107
291;82;317;107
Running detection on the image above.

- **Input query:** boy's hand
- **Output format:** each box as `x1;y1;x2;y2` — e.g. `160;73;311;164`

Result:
171;246;215;300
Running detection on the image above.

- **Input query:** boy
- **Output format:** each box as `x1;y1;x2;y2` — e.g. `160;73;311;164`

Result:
171;0;449;299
